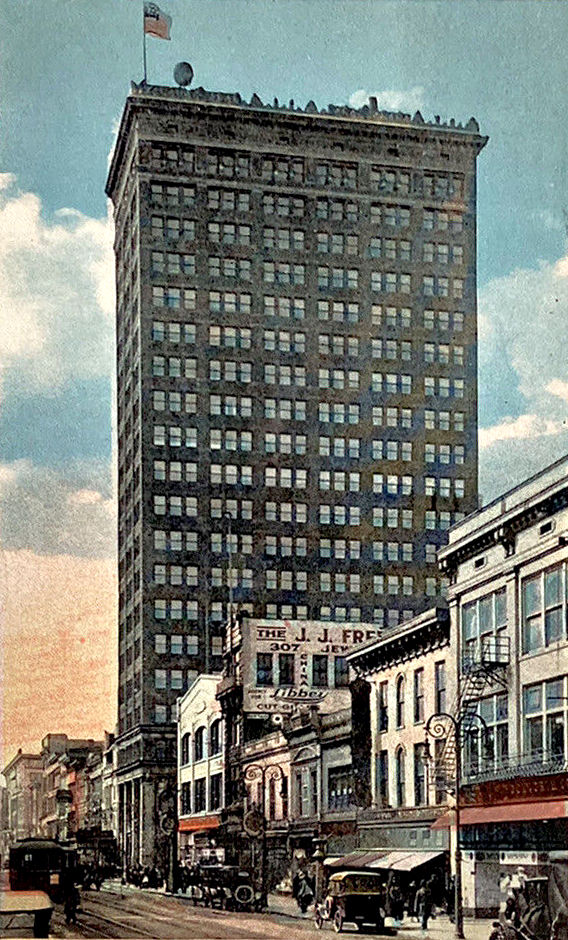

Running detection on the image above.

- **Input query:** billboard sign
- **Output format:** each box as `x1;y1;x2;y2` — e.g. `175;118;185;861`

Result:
241;619;380;716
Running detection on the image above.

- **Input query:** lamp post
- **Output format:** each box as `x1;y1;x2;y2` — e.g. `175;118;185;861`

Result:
243;763;285;908
312;836;327;904
424;711;490;940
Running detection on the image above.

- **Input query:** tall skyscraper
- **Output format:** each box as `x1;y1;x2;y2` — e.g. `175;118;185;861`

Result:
106;81;486;864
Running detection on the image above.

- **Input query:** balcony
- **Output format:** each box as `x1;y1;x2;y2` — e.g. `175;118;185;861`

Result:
463;749;568;785
462;636;510;675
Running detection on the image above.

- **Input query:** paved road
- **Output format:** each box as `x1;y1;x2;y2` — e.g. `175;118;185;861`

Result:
50;884;313;939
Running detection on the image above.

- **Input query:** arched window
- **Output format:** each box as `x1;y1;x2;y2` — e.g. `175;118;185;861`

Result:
210;719;222;756
395;747;406;807
396;676;405;729
194;726;205;762
181;733;190;765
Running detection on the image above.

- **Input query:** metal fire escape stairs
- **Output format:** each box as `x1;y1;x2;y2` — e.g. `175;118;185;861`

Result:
430;636;510;793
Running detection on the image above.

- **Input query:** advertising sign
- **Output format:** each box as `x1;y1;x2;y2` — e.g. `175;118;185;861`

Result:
242;619;380;716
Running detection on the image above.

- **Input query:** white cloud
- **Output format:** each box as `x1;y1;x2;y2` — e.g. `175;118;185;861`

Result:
546;378;568;403
0;176;114;396
348;87;426;114
479;414;567;449
479;251;568;500
0;459;115;558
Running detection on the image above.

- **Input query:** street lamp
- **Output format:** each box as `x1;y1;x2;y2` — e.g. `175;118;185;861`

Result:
424;711;490;940
243;763;285;908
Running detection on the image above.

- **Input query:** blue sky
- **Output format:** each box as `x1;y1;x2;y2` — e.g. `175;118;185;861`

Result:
1;0;568;543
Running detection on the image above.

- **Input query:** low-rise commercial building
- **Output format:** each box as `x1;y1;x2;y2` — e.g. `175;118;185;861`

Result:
439;454;568;916
346;607;452;886
2;751;42;848
177;675;224;864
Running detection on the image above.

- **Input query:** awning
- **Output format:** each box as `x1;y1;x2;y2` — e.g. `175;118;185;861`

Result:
432;799;568;829
178;815;220;833
368;850;445;872
326;849;445;871
326;850;388;869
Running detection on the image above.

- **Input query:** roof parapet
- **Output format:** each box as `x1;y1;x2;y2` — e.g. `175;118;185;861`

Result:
129;81;482;136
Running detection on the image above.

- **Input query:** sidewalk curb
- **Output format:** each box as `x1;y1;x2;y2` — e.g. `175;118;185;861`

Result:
102;880;311;919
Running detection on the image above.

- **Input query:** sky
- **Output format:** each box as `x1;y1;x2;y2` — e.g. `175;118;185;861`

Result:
1;0;568;767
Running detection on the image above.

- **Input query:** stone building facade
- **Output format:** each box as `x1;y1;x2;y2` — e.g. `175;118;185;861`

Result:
439;454;568;916
106;80;486;863
347;607;453;866
177;675;224;864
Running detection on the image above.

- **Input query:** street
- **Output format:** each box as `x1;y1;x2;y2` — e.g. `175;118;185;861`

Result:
50;883;312;939
47;883;496;940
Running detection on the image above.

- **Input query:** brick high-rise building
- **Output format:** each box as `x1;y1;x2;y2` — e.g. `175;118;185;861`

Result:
106;81;487;865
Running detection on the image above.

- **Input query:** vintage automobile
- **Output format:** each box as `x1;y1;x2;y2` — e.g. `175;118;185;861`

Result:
183;864;259;911
314;870;397;934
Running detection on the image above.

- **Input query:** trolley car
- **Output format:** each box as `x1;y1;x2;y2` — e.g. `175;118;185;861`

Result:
9;839;78;903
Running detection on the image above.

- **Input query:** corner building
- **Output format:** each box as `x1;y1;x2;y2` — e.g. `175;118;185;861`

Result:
106;82;486;864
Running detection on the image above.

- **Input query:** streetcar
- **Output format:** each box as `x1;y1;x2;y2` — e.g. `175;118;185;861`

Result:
9;838;78;903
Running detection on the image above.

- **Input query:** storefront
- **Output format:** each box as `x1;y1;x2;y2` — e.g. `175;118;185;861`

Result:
178;815;223;865
433;776;568;916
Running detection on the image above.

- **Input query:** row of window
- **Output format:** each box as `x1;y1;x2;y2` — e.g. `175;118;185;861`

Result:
154;667;200;689
148;149;464;199
378;665;446;733
180;722;222;764
154;633;223;656
151;283;468;318
151;258;465;299
377;742;431;808
151;496;465;529
180;774;222;814
154;428;465;459
150;601;430;627
150;183;464;231
150;373;467;403
152;530;440;564
151;306;467;335
256;652;349;688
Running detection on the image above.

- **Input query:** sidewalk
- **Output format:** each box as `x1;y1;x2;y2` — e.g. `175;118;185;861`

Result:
103;879;494;939
267;894;495;940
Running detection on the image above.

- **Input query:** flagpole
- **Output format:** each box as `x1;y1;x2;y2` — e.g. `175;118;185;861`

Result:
142;1;148;83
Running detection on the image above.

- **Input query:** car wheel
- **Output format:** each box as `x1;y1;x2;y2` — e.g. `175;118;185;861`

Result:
334;910;344;933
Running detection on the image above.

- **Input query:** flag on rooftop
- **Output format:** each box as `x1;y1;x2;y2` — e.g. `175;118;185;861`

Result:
144;2;172;40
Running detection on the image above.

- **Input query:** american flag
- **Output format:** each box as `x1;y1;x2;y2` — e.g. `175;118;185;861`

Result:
144;2;172;40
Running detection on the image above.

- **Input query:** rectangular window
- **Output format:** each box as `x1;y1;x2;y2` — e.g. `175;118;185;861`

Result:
257;653;273;686
414;668;425;723
312;654;329;688
378;750;389;805
279;653;295;687
414;743;427;806
435;661;446;713
378;681;388;732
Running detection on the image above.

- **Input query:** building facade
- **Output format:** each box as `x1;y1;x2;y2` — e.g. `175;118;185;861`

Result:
439;454;568;916
177;674;224;863
347;607;453;865
38;735;104;842
106;79;486;862
2;750;43;848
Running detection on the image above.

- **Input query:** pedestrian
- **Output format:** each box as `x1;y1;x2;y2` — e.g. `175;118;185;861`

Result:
407;880;418;921
389;879;404;924
64;882;80;925
416;880;433;932
296;870;314;913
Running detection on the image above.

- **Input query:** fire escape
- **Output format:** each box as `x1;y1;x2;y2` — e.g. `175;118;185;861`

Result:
430;634;510;794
